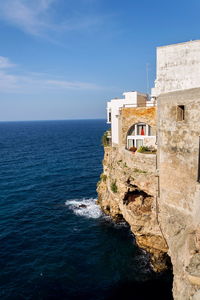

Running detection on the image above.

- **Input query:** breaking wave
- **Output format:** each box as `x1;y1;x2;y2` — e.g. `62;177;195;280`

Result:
65;198;103;219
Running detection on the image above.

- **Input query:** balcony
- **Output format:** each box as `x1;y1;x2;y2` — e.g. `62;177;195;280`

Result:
122;102;156;108
126;123;156;150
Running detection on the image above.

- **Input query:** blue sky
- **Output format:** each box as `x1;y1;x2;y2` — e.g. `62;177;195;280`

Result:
0;0;200;121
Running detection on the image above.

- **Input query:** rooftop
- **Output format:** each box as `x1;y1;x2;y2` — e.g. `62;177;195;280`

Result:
157;39;200;49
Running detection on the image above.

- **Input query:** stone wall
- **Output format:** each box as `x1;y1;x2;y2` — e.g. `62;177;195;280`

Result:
157;87;200;300
137;94;147;106
118;106;156;147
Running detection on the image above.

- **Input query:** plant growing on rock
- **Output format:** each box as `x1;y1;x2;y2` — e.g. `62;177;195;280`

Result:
100;174;107;182
110;181;118;193
133;168;147;174
137;146;157;154
117;160;122;165
137;146;149;153
102;131;111;147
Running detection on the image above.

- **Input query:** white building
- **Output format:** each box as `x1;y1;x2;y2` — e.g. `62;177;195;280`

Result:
152;40;200;97
107;91;154;146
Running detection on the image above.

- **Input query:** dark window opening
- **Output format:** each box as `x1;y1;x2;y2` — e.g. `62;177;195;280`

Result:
109;112;111;122
177;105;185;121
148;125;152;136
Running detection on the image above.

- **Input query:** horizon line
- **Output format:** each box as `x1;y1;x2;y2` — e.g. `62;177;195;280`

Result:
0;118;107;123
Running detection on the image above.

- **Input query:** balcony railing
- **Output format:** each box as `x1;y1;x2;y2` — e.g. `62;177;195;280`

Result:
122;102;156;108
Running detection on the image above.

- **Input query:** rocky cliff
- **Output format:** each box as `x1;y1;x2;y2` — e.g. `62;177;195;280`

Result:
97;145;170;272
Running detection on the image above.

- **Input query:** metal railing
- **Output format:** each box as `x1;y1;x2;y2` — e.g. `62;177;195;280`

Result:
122;102;156;108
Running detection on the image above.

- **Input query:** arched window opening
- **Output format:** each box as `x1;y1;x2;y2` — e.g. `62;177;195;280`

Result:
127;123;152;137
126;123;153;150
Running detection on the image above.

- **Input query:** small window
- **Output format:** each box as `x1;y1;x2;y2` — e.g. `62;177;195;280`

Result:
176;105;185;121
109;112;111;122
148;126;152;136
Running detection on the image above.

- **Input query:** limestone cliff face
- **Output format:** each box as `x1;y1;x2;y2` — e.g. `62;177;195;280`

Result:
97;146;169;272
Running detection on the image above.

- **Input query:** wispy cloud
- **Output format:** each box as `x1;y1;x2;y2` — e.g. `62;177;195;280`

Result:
0;0;56;36
0;56;16;68
0;56;101;93
0;0;105;38
0;71;18;90
46;80;99;89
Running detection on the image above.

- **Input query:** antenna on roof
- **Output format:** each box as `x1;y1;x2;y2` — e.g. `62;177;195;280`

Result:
146;63;150;96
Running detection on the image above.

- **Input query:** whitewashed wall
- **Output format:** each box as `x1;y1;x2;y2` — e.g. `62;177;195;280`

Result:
152;40;200;96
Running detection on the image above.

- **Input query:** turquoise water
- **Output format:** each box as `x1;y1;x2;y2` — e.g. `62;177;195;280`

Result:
0;120;173;299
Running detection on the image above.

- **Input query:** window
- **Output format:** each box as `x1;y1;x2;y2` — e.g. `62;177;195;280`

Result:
108;112;111;122
128;139;134;149
176;105;185;121
137;124;146;135
127;139;143;149
126;123;153;150
136;139;143;148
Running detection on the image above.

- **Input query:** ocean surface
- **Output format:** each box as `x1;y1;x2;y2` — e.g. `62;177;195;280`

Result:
0;120;173;300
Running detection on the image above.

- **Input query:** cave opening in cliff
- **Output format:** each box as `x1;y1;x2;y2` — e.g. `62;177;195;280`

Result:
123;188;151;205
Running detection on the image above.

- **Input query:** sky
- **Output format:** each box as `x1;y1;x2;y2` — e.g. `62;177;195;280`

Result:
0;0;200;121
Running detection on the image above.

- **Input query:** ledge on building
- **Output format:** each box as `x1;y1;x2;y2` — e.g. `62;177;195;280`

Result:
123;147;156;157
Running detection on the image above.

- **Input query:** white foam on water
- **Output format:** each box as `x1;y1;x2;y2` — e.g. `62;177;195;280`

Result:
65;198;103;219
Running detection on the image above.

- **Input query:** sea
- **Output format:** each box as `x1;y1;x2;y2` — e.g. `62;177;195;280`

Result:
0;120;173;300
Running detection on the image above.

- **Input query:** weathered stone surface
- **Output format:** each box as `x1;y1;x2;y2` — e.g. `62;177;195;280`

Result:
192;290;200;300
119;106;156;147
97;146;169;272
99;87;200;299
157;88;200;300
